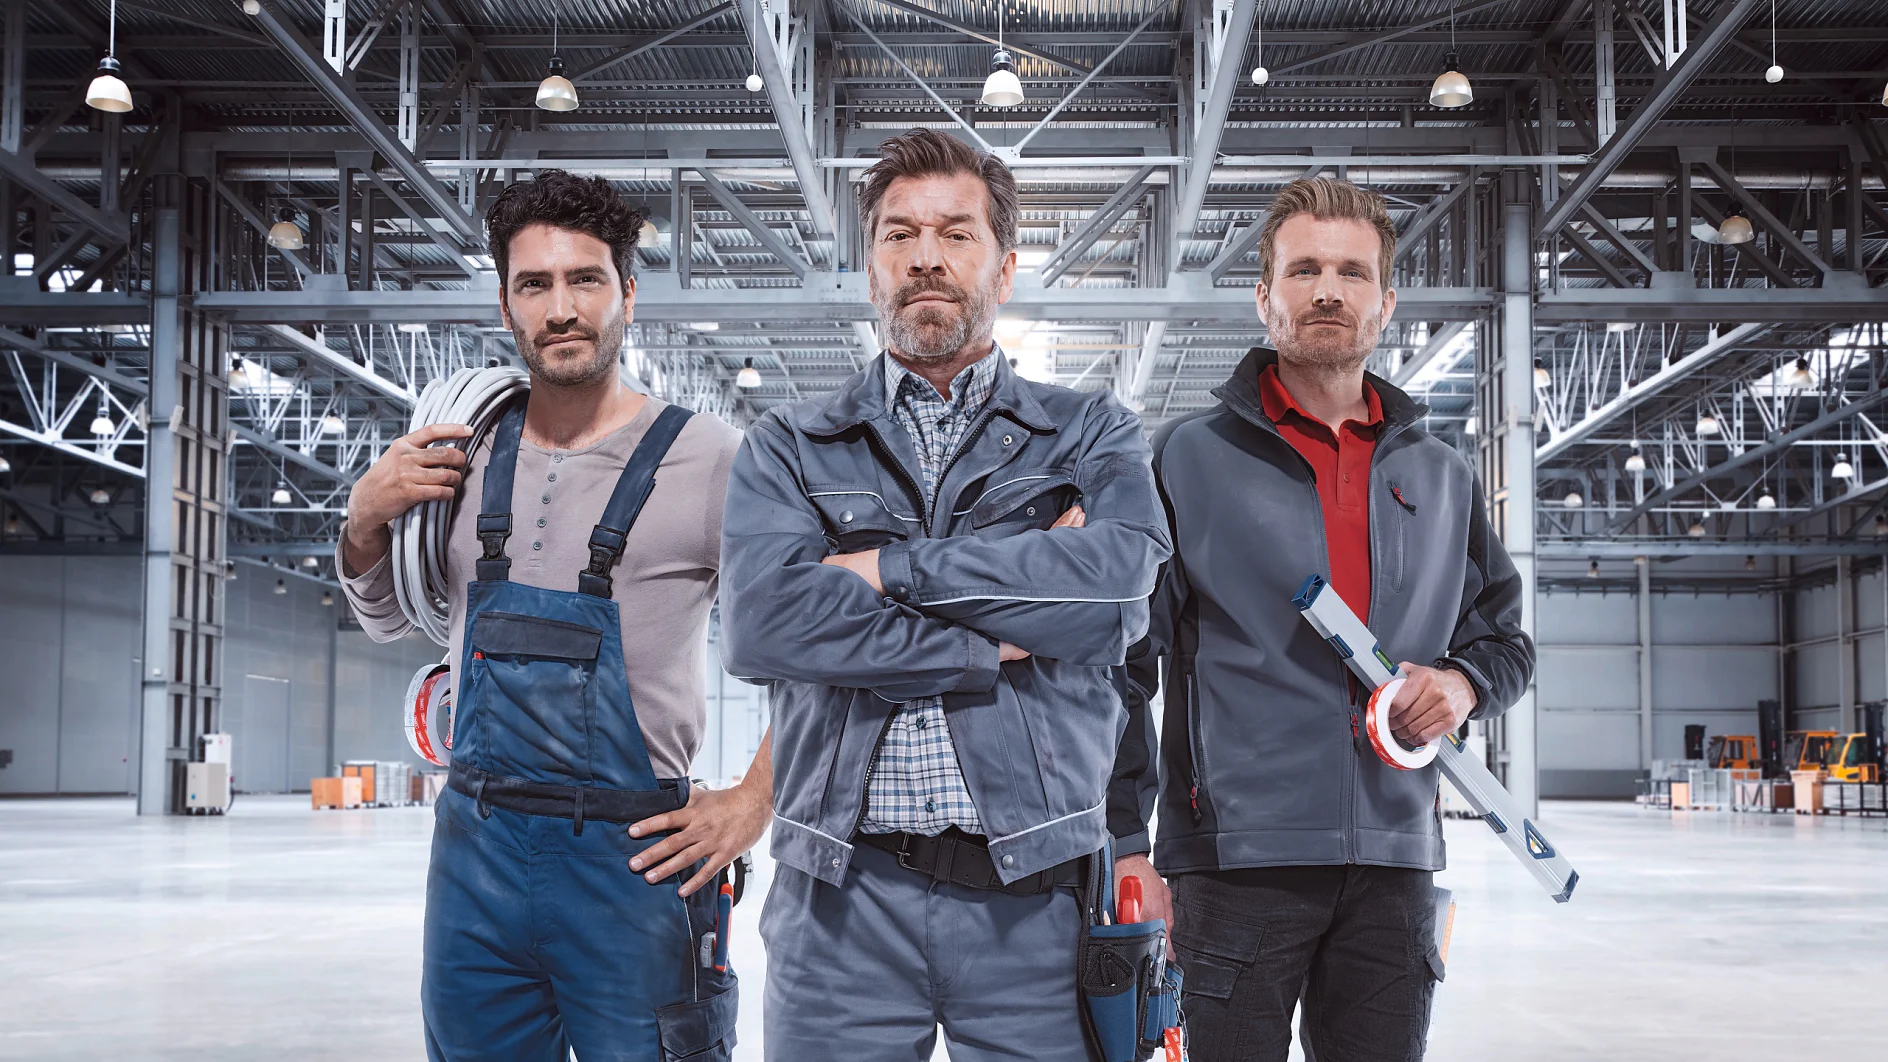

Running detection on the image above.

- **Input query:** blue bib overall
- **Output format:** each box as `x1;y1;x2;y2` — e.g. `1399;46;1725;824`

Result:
421;401;738;1062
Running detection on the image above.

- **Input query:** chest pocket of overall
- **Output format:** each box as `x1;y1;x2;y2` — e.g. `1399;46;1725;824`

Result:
467;611;606;771
968;471;1080;538
808;490;916;552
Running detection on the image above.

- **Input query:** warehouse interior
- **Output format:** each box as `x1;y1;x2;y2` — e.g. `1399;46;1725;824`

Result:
1;0;1885;1058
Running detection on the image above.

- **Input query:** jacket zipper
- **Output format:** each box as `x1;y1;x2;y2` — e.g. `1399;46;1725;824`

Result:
849;712;899;839
928;407;1003;535
1186;667;1205;824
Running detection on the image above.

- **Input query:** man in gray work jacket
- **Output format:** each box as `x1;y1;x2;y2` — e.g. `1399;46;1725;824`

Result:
1109;177;1534;1061
720;129;1171;1061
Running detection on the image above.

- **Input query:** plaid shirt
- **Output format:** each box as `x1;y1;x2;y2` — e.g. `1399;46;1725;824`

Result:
859;348;1001;836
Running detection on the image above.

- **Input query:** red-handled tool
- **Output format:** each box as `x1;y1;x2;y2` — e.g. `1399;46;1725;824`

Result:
713;881;734;972
1117;874;1144;924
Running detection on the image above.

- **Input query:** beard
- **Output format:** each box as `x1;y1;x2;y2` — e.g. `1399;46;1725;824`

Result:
1267;295;1385;374
873;274;997;364
515;308;625;389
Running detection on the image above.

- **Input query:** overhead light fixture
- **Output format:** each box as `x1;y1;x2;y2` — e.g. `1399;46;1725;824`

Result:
89;487;112;506
321;591;334;607
1249;4;1267;85
3;515;19;535
1562;490;1583;509
1745;555;1757;571
86;56;132;114
0;455;9;474
1463;416;1477;436
1756;490;1777;510
1695;413;1721;436
396;322;429;334
982;50;1024;107
301;555;319;569
1688;518;1708;537
1532;358;1550;388
736;358;762;389
1875;514;1888;538
1785;357;1814;389
1763;0;1783;84
687;321;720;331
229;356;249;389
89;400;115;437
1606;321;1635;333
267;207;304;250
1881;80;1887;107
86;3;132;114
243;0;261;14
637;214;664;246
1429;54;1473;108
535;61;578;111
1718;215;1756;245
1831;453;1855;480
982;5;1024;108
1587;560;1600;579
320;414;346;436
1624;447;1647;473
271;482;292;505
746;72;765;93
274;578;288;596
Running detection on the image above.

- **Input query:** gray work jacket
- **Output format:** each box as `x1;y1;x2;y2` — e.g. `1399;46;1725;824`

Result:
1109;348;1535;874
721;353;1172;886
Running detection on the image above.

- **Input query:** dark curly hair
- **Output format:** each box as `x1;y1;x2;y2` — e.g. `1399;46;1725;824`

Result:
485;169;642;289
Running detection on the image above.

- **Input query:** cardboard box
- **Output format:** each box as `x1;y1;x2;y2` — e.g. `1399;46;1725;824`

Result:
1791;769;1824;814
311;776;363;810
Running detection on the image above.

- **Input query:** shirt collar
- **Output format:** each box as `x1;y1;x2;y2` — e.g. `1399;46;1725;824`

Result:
1257;363;1384;433
883;346;1003;413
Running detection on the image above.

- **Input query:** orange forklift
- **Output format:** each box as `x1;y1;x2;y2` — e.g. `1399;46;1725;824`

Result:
1706;734;1760;770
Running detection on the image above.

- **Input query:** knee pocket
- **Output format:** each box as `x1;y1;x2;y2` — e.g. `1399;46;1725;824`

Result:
1171;904;1264;1001
655;980;739;1062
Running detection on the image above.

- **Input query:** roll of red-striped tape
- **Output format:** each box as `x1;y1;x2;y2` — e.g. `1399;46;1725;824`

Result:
1365;677;1438;771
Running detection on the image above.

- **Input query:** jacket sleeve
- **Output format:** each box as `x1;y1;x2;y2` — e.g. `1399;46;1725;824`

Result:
1108;467;1188;858
875;402;1172;667
719;419;1002;702
1440;474;1536;720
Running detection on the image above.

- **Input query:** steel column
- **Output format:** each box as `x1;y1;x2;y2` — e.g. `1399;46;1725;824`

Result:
136;188;181;815
1637;554;1654;768
1491;197;1539;816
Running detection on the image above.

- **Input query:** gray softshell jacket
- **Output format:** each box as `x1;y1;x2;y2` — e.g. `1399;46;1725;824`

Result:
1109;348;1535;874
720;353;1172;886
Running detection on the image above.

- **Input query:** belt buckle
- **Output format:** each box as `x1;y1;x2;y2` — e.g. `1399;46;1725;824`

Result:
893;833;923;875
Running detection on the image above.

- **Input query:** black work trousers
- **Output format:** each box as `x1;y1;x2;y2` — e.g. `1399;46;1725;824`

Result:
1169;865;1440;1062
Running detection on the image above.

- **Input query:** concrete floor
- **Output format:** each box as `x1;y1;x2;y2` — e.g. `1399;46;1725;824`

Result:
1;798;1883;1061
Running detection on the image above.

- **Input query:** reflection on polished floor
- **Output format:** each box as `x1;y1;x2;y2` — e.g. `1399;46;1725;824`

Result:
2;797;1883;1061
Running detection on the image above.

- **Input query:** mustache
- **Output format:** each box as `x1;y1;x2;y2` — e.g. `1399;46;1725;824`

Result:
895;276;966;307
531;326;599;347
1294;309;1356;328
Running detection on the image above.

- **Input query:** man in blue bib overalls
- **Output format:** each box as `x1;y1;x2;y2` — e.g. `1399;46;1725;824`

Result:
340;170;761;1062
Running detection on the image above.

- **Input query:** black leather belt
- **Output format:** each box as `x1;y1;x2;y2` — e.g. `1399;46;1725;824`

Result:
448;761;687;834
858;827;1084;896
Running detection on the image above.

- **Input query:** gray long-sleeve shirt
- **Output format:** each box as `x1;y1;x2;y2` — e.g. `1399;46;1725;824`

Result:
340;397;743;779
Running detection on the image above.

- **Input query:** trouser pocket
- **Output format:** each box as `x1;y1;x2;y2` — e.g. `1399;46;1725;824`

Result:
655;980;739;1062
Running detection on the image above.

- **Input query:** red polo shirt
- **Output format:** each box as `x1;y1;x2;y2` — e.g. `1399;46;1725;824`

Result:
1258;364;1383;621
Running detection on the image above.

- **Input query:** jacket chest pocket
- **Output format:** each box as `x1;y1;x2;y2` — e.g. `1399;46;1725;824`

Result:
1383;480;1415;594
967;472;1079;538
808;489;918;551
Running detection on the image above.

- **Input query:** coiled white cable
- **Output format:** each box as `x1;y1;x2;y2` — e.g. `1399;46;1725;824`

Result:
389;366;530;645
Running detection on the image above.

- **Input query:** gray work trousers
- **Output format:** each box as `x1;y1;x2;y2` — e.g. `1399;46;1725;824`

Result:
760;839;1094;1062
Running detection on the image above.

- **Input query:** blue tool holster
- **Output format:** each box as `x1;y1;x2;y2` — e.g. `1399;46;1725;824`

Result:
1077;840;1185;1062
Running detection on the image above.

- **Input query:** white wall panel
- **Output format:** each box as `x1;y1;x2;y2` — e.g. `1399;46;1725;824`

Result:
1539;711;1640;770
1653;593;1777;645
0;559;69;794
1793;584;1838;641
1857;631;1886;704
1650;647;1776;711
54;558;141;793
1537;647;1639;711
1537;592;1636;644
1795;642;1842;709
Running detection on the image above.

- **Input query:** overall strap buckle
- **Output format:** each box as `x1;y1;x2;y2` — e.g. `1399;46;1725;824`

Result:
476;513;513;581
577;526;628;598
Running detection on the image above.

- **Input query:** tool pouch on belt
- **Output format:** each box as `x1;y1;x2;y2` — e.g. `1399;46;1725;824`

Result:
1076;840;1185;1062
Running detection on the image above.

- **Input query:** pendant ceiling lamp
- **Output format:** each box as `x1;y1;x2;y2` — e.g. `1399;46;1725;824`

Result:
272;481;293;505
1831;453;1856;480
536;4;579;112
1763;0;1783;82
1785;356;1814;389
268;207;304;250
981;5;1024;108
1717;214;1756;244
89;398;115;437
1250;1;1268;85
1755;490;1777;510
1695;412;1721;436
86;1;133;113
736;358;762;389
1624;443;1646;473
320;414;346;436
1429;7;1472;109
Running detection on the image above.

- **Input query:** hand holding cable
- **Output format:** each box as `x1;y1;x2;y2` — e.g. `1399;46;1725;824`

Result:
342;422;472;574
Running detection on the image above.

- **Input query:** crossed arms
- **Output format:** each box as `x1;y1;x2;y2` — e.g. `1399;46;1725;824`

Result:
719;406;1171;699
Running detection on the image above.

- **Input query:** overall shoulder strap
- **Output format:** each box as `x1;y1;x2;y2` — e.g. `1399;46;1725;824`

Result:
577;403;696;597
475;402;526;582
